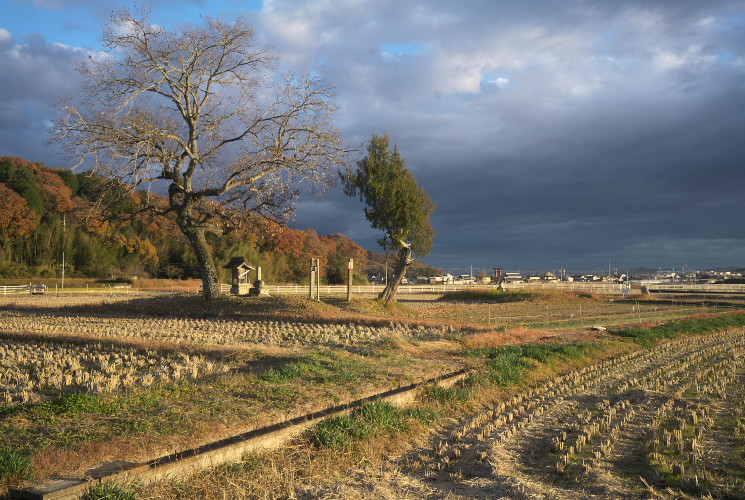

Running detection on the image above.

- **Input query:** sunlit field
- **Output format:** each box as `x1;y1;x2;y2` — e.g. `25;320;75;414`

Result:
1;289;744;498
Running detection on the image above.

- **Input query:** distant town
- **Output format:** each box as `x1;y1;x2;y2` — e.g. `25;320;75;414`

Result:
369;268;745;286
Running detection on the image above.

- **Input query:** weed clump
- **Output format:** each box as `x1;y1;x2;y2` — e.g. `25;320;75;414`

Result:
312;401;428;449
0;450;33;489
45;393;120;415
259;352;360;384
82;480;137;500
423;385;472;405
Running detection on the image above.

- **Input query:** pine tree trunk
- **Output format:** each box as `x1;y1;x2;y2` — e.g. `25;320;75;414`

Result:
180;222;219;300
380;245;412;304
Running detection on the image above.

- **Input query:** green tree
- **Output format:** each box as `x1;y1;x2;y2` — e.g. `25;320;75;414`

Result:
59;170;80;196
341;134;435;303
3;162;44;216
52;8;344;299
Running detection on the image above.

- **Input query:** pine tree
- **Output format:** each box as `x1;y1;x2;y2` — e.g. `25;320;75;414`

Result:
341;134;435;303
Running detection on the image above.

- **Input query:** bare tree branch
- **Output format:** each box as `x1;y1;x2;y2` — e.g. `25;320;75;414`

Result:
51;8;347;299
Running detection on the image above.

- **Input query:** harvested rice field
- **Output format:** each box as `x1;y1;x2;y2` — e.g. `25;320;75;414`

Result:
1;289;744;498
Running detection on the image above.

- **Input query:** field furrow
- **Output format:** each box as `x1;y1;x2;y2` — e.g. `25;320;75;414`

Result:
322;329;745;499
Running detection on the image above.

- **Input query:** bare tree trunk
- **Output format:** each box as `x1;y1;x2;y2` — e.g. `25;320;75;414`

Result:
380;245;412;304
180;223;219;300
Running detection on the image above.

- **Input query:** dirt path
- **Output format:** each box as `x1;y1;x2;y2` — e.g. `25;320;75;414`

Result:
309;329;745;499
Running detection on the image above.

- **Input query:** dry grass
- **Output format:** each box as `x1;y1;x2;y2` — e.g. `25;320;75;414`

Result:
2;290;742;497
140;336;634;500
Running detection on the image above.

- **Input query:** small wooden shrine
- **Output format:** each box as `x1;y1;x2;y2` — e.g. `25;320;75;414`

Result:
223;257;269;296
223;257;255;296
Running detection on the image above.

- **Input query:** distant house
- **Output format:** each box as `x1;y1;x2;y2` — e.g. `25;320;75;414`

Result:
429;273;454;285
503;272;523;283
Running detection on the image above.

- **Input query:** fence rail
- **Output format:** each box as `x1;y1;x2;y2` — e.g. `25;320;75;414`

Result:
218;282;629;296
503;282;627;294
647;283;745;294
1;281;631;297
0;285;31;295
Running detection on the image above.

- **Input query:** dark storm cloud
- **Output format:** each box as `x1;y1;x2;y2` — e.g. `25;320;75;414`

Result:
259;0;745;270
1;0;743;271
0;30;90;165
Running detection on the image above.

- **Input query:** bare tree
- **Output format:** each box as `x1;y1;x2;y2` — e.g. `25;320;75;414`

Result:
52;8;345;299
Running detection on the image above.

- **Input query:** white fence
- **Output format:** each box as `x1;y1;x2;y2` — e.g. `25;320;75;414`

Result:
0;284;31;295
647;283;745;294
219;281;628;296
503;282;627;294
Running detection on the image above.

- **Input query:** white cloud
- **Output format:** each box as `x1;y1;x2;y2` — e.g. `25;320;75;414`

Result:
489;77;510;88
653;46;717;72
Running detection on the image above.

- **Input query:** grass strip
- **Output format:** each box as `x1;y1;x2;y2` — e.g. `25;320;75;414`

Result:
460;342;597;386
439;289;541;303
614;312;745;345
258;351;361;384
311;401;434;449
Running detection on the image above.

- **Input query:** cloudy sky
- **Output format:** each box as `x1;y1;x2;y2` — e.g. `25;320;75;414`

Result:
2;0;745;274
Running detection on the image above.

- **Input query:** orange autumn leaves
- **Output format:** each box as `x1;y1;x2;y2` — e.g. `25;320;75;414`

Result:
0;184;38;238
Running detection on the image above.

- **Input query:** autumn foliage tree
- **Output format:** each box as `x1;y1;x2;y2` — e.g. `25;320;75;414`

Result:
341;134;435;303
52;8;345;299
0;156;369;283
0;184;38;239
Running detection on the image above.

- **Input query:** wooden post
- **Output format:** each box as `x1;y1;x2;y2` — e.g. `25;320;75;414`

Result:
309;258;315;299
316;257;321;301
347;258;354;302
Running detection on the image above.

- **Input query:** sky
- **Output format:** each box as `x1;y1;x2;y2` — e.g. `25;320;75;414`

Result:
2;0;745;275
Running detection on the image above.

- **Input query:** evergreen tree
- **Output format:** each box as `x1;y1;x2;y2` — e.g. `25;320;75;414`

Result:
341;134;435;303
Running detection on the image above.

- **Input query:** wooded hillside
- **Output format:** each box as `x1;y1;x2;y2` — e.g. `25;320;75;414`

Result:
0;157;369;285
